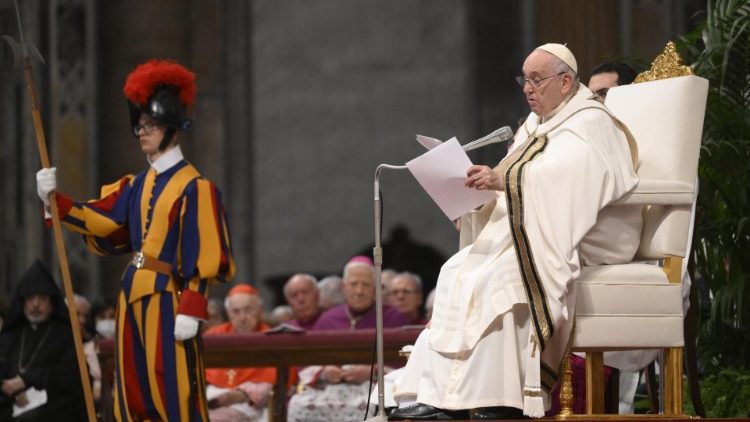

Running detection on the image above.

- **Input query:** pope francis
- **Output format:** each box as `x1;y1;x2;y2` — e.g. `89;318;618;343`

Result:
389;43;642;420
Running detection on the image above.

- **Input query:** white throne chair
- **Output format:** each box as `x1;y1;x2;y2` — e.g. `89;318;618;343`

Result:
560;54;709;416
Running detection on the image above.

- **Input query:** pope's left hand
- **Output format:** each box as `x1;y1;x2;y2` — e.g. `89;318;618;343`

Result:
174;314;200;340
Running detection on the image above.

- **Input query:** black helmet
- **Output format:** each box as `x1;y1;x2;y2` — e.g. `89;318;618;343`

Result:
123;59;196;150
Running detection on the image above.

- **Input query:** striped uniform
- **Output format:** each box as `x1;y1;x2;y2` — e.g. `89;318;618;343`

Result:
54;152;234;421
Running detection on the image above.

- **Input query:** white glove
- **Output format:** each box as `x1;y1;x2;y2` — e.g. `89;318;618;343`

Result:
36;167;57;207
174;314;200;341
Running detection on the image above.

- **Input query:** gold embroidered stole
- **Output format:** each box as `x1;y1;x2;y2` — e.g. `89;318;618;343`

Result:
501;97;638;350
502;135;554;350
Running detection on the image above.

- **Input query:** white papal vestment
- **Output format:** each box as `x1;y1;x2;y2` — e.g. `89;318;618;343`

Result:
402;84;642;417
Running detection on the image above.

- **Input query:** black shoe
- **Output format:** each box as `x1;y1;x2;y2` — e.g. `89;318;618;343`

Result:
470;406;528;420
388;402;470;420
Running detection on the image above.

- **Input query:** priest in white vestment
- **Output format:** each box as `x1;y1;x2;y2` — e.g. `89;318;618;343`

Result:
388;43;642;421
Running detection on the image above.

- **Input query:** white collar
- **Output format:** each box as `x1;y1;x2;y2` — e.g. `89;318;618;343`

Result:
540;88;577;123
524;84;596;137
148;145;184;174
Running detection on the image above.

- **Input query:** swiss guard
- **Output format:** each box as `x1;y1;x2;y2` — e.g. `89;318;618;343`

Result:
36;59;235;421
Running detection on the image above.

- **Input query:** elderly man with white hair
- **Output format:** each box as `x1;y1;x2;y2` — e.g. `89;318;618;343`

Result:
387;272;426;325
283;273;322;330
203;284;276;422
389;43;641;420
317;275;345;310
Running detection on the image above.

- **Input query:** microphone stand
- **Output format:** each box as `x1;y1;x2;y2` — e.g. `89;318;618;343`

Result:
366;127;511;420
368;163;407;421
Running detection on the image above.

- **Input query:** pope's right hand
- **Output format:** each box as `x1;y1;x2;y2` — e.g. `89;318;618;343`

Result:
36;167;57;206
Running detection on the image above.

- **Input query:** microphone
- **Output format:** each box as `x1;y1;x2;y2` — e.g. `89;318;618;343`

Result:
462;126;514;152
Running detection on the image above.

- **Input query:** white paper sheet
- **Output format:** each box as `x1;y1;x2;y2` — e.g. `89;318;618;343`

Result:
415;134;443;150
12;387;47;417
406;138;496;221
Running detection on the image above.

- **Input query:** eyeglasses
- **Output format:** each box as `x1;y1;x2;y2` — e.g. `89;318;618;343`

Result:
515;72;566;88
387;289;417;297
132;122;163;136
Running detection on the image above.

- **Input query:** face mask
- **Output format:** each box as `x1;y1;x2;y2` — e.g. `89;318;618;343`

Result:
96;319;116;338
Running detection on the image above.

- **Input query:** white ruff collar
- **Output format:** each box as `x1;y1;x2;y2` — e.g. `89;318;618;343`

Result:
148;145;184;174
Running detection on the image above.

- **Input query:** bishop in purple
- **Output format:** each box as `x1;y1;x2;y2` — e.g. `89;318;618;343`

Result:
287;256;410;422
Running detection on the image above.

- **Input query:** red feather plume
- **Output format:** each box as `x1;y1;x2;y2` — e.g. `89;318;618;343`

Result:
122;59;196;109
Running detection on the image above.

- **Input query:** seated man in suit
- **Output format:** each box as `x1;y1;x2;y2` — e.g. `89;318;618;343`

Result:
386;272;427;326
283;273;322;330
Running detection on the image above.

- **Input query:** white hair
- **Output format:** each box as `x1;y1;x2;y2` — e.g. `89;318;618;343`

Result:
207;297;225;310
283;273;319;298
318;275;345;308
395;272;423;293
271;305;293;319
549;55;580;89
66;293;90;308
343;261;374;280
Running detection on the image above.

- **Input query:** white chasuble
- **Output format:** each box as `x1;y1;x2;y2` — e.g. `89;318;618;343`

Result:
420;85;640;415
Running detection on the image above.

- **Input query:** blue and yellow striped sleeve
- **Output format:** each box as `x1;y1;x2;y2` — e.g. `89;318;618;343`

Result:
54;176;135;256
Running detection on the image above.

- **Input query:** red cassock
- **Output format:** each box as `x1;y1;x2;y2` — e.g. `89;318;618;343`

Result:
204;322;277;387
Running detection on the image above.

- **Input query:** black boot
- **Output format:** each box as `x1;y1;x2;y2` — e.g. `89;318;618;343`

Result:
388;402;470;420
470;406;529;420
